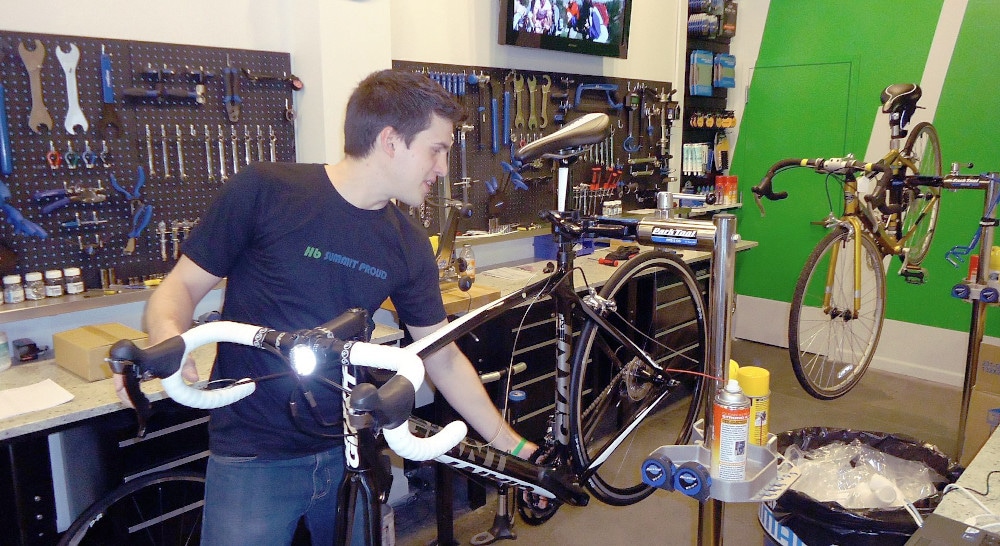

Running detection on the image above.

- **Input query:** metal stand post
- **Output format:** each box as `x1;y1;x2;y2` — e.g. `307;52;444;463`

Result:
958;176;1000;455
698;213;738;546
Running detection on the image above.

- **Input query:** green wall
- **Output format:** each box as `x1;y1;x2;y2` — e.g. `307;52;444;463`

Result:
732;0;1000;335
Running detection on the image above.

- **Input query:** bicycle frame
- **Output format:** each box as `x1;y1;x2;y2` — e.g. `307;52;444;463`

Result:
818;145;939;316
401;225;680;499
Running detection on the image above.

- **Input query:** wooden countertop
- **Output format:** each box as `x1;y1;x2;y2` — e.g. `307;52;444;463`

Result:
0;323;403;442
382;283;502;317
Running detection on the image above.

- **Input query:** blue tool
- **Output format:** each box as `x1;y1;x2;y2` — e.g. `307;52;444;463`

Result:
574;83;623;111
500;161;529;191
0;181;46;237
0;84;12;176
34;184;107;213
485;176;498;195
111;167;154;255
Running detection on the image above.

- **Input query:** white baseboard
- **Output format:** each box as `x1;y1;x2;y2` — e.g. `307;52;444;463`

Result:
732;294;988;388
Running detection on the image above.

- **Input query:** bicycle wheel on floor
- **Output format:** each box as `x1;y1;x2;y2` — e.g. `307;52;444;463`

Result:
569;250;707;506
898;121;942;267
789;227;886;400
58;470;205;546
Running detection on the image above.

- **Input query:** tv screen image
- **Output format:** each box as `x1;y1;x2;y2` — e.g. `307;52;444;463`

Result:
499;0;633;59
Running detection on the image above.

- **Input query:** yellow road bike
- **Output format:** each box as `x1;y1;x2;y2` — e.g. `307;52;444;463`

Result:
752;83;943;399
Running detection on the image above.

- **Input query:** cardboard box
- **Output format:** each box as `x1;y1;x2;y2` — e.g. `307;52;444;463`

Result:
53;323;148;382
976;343;1000;394
960;387;1000;466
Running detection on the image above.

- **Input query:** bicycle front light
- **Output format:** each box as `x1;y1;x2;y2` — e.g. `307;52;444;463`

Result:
290;344;318;376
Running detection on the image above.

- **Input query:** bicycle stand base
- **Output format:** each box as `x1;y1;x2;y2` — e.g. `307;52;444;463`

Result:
470;485;516;545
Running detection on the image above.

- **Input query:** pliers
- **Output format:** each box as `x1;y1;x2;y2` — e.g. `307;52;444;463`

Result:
33;183;107;214
110;166;154;255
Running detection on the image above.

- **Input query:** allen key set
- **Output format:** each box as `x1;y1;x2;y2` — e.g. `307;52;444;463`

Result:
0;29;298;289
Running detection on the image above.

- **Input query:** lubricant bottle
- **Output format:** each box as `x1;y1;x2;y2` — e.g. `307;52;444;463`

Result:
737;366;771;446
711;379;751;481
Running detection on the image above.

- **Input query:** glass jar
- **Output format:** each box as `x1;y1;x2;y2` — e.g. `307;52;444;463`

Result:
23;272;45;301
44;269;65;297
3;274;25;304
63;267;85;295
459;244;476;281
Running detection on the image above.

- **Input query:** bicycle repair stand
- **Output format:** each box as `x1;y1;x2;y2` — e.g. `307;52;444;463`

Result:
944;172;1000;458
636;200;800;546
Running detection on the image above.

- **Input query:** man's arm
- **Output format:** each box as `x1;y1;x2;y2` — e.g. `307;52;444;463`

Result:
114;256;222;405
407;320;536;458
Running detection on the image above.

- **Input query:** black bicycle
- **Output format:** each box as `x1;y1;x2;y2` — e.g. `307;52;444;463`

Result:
68;113;715;545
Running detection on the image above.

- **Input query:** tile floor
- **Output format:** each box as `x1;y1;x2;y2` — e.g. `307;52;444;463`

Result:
393;339;963;546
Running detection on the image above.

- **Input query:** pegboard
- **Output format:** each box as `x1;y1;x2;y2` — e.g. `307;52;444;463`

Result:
0;30;297;289
392;60;676;236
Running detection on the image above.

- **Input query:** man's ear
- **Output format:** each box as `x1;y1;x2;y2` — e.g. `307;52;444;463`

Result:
378;126;399;157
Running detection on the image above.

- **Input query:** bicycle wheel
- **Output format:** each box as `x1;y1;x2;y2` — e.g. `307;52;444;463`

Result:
58;470;205;546
569;250;707;506
898;121;942;266
789;227;886;399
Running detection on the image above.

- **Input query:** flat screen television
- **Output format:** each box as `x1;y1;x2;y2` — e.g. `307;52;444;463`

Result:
498;0;633;59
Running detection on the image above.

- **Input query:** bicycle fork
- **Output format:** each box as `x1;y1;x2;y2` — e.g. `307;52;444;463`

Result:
823;216;865;318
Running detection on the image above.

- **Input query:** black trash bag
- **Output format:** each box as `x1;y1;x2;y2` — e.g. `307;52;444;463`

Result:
767;427;963;546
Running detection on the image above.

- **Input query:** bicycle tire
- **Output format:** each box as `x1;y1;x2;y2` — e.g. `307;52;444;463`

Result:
569;250;707;505
58;470;205;546
898;122;942;267
789;227;886;399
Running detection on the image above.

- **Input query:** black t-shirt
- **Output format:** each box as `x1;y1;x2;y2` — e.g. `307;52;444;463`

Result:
182;163;446;458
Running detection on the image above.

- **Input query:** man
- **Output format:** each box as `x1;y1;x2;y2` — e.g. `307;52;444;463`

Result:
116;69;534;545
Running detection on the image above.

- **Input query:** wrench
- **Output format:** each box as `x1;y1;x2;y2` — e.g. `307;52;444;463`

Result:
539;75;552;129
17;40;54;134
230;126;239;174
244;125;252;165
269;126;277;162
176;125;188;181
160;125;171;178
55;44;89;134
204;125;215;181
217;125;228;182
144;125;156;177
527;76;539;130
513;74;525;128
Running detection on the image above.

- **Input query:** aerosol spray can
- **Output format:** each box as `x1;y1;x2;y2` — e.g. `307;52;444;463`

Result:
711;379;750;481
737;366;771;446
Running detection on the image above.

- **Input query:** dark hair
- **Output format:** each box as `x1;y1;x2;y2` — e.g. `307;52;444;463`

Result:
344;69;466;158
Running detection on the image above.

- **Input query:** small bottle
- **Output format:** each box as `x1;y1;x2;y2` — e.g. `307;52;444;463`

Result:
63;267;85;295
44;269;65;297
23;272;45;301
0;331;9;372
3;275;25;304
460;244;476;281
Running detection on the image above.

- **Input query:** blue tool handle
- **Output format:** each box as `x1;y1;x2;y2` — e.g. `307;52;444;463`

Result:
42;198;70;214
503;92;511;146
491;98;499;154
101;52;115;103
0;85;12;176
130;205;153;237
33;188;67;200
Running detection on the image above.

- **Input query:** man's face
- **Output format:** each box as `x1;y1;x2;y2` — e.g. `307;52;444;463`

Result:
391;114;454;208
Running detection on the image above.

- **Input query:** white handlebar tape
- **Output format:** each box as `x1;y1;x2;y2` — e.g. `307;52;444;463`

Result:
161;321;261;409
345;341;467;461
159;321;468;460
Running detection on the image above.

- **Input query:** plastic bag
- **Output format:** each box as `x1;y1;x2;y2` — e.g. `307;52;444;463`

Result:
767;427;963;546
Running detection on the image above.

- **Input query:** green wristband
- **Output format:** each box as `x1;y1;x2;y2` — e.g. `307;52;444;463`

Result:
511;437;528;457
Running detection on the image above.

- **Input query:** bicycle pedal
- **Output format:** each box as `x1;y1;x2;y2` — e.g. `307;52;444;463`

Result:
900;266;926;284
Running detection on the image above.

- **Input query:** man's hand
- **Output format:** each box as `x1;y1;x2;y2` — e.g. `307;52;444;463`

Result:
113;356;199;407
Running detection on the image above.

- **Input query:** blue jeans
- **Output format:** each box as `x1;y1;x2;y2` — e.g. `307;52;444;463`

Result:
201;445;366;545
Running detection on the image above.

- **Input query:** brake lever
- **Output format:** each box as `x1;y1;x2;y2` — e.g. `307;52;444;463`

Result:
753;192;766;217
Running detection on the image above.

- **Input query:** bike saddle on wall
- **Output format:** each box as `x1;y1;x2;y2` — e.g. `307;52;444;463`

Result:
513;112;610;164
